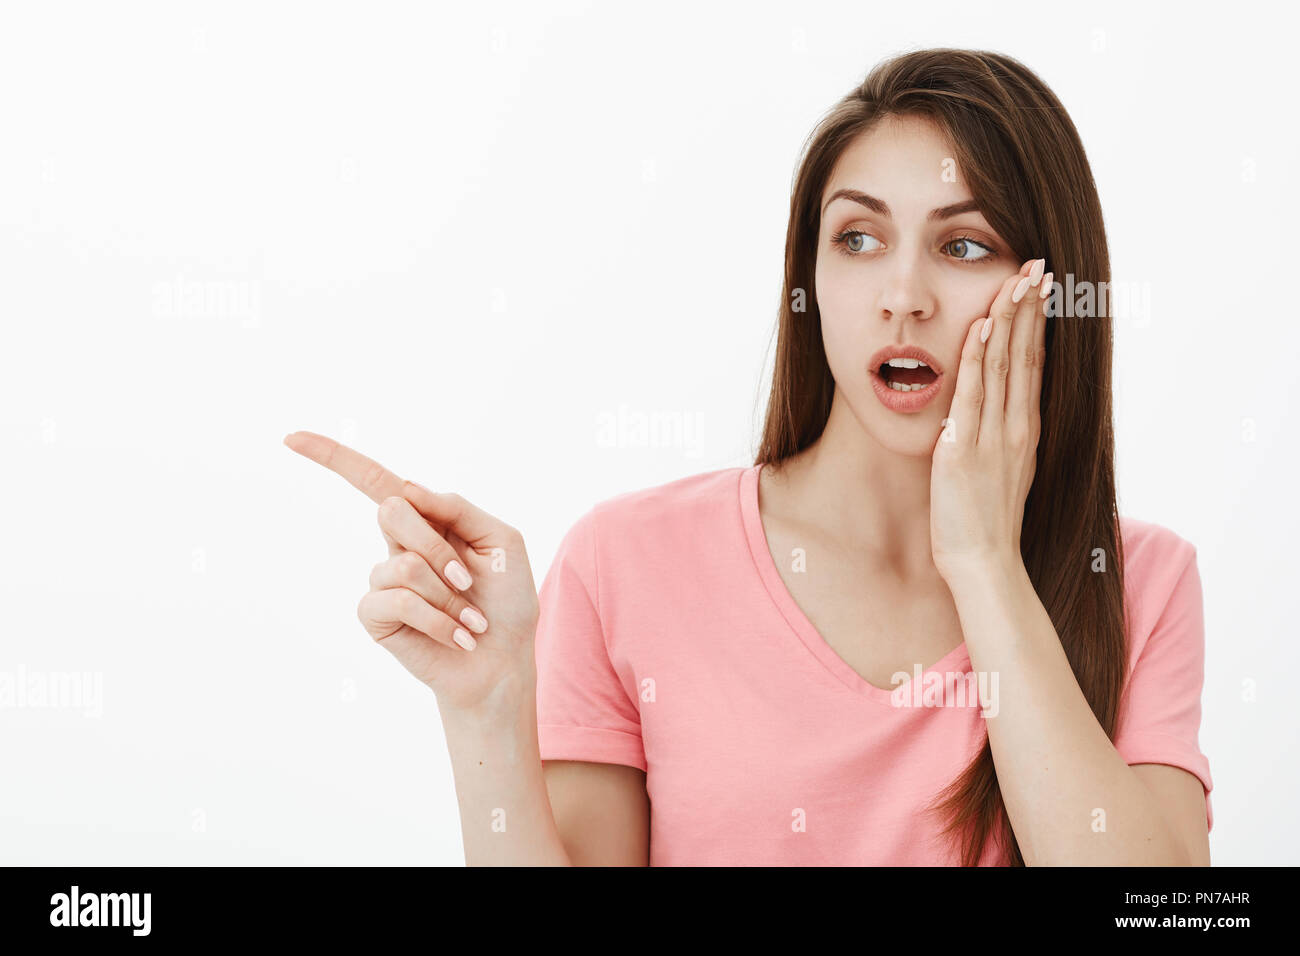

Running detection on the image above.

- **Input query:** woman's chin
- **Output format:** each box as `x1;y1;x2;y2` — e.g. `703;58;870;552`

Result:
834;385;948;458
865;410;947;458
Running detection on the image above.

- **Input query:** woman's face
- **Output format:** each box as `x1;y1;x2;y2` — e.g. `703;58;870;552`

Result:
815;113;1022;457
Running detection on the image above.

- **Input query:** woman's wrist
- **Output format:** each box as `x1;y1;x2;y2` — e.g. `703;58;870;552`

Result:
440;676;539;767
936;549;1027;600
437;655;538;734
438;667;570;865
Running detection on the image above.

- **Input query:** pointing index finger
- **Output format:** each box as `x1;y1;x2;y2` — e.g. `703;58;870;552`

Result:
283;431;405;504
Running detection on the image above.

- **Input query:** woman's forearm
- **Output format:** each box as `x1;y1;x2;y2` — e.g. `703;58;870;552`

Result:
440;672;571;866
945;556;1191;866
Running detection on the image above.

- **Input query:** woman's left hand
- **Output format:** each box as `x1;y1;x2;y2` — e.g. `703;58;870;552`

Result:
930;257;1050;583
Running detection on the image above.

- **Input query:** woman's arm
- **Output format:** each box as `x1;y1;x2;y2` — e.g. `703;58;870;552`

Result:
284;432;649;866
944;558;1206;866
439;673;569;866
542;760;650;866
930;266;1208;865
441;676;650;866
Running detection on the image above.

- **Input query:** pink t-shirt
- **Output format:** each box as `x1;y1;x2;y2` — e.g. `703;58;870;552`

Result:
534;463;1213;865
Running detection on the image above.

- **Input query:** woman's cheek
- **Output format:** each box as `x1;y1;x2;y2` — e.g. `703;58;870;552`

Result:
819;312;868;388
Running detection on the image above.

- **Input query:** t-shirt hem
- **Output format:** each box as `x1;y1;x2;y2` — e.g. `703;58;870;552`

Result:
537;724;647;772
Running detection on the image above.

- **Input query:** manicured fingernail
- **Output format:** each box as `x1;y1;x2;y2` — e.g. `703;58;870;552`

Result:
445;560;472;590
1011;276;1031;304
460;606;488;634
1039;272;1053;299
979;316;993;343
452;628;476;651
1029;258;1045;284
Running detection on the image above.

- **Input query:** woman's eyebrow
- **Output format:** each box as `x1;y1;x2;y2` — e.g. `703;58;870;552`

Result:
821;189;981;222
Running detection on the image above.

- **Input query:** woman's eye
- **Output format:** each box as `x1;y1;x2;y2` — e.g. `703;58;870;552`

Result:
944;237;994;262
833;230;882;255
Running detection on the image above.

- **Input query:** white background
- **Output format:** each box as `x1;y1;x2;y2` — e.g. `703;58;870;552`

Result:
1;0;1294;865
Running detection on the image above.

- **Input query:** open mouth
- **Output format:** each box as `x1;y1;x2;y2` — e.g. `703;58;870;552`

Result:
877;358;939;392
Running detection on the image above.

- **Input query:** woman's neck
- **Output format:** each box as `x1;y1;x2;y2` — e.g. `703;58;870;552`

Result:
764;388;939;581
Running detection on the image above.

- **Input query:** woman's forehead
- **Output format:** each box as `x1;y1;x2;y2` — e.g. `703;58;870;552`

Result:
821;115;980;219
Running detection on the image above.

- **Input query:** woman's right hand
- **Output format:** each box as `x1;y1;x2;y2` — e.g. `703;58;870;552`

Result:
284;431;540;715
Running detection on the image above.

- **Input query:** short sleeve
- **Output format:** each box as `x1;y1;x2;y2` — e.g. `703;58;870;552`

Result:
534;508;646;772
1113;538;1214;832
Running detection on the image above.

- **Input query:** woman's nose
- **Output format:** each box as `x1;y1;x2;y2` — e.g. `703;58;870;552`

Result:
876;265;936;322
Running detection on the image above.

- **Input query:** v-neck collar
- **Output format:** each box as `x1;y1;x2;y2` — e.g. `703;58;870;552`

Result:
738;462;972;706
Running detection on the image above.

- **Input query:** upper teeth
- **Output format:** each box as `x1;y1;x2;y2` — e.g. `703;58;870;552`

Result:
886;357;928;368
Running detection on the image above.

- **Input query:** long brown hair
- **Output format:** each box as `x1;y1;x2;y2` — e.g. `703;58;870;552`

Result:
755;48;1127;866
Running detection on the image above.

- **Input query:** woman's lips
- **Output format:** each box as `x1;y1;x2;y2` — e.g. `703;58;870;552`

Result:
869;365;944;413
867;343;946;413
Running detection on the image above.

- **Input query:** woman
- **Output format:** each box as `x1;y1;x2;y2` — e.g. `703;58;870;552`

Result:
285;48;1212;866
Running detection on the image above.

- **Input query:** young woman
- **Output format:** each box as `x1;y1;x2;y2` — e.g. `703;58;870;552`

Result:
285;48;1212;866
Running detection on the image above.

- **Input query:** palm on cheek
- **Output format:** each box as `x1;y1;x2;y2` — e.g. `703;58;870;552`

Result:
931;258;1050;579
